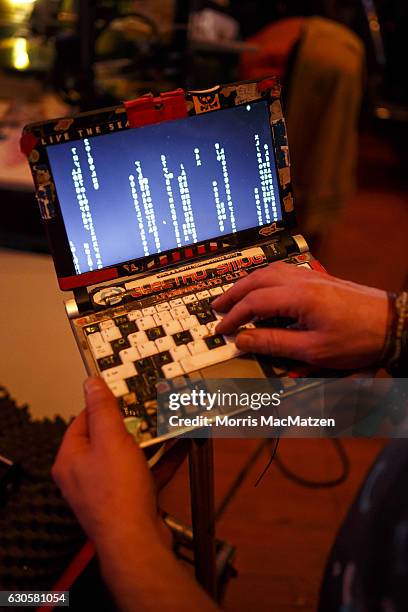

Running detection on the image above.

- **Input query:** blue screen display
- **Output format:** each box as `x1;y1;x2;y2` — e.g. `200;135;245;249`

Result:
46;101;283;275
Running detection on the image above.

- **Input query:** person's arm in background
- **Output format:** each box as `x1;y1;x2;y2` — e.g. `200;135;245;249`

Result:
52;378;217;612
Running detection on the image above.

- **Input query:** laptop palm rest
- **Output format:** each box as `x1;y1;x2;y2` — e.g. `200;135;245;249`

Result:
198;354;266;378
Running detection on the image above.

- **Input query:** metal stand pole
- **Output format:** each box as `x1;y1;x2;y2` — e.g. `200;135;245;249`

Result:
188;438;217;599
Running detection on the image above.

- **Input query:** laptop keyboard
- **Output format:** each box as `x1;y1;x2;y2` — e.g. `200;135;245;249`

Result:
83;283;253;426
80;259;312;442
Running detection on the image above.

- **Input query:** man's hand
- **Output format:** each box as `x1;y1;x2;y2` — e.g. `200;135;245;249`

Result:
52;377;161;551
214;262;388;369
52;378;217;612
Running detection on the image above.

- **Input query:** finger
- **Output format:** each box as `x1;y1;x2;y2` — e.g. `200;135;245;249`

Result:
212;263;289;313
84;377;129;447
236;328;317;361
216;288;302;335
52;409;88;479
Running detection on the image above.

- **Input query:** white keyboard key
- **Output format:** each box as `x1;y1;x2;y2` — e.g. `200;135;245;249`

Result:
87;331;105;349
102;362;137;383
162;362;184;379
171;305;189;319
223;283;234;291
142;306;156;316
101;326;122;342
180;315;199;330
170;298;184;308
197;290;210;300
128;330;148;346
91;343;113;359
119;347;140;363
107;379;129;398
138;342;158;358
190;325;209;340
180;343;241;374
137;315;156;331
188;340;207;355
183;294;197;304
155;336;175;352
128;309;143;320
206;321;220;335
163;320;182;335
99;319;115;330
170;345;190;361
209;286;223;297
156;302;171;311
154;311;173;325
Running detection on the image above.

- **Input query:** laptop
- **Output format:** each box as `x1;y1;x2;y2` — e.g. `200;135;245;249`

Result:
21;77;324;447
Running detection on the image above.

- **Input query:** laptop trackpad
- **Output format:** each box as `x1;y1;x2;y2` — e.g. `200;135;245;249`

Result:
198;354;266;378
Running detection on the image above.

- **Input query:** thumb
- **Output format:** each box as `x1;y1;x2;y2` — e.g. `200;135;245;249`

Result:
236;329;315;362
84;377;129;447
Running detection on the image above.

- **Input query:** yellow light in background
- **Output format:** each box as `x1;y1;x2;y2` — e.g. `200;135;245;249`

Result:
12;37;30;70
8;0;36;5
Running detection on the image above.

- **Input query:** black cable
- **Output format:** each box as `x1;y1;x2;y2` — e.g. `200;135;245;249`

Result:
274;438;350;489
254;435;280;487
215;438;272;520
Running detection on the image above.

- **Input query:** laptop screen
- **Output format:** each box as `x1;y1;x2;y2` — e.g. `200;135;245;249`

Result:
46;100;283;275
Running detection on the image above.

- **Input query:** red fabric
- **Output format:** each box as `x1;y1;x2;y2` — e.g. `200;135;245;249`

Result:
241;17;305;80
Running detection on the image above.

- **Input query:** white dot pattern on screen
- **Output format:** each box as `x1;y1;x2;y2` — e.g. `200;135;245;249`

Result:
129;174;149;256
84;138;99;190
69;240;81;274
178;163;197;243
212;180;226;233
71;146;103;270
134;161;161;253
161;155;181;247
254;134;278;223
215;143;236;233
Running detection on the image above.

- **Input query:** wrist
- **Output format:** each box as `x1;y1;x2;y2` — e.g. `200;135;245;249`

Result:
380;292;408;375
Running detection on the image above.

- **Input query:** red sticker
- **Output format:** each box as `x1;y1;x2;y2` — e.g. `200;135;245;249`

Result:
20;132;38;157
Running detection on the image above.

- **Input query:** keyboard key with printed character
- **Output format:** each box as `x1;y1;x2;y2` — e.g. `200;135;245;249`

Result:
111;337;130;353
135;357;155;374
119;347;140;362
101;362;137;383
147;326;166;341
98;353;122;370
84;324;100;335
196;310;217;325
173;330;193;345
102;326;122;342
153;351;173;369
114;315;129;326
205;335;227;350
118;321;137;336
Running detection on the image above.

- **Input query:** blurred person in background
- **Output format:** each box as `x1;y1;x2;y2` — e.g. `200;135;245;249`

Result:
237;1;364;249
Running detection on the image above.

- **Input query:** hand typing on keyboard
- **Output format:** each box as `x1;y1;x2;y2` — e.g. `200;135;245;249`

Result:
214;262;388;370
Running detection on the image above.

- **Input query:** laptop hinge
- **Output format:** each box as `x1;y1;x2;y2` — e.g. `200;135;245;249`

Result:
73;287;92;314
288;234;309;255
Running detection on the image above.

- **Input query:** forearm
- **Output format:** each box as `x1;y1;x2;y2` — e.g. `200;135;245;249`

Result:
96;527;218;612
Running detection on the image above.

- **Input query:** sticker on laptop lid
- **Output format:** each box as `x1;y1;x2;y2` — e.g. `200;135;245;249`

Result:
192;92;221;114
259;223;279;236
34;165;57;220
283;194;294;212
221;82;260;106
